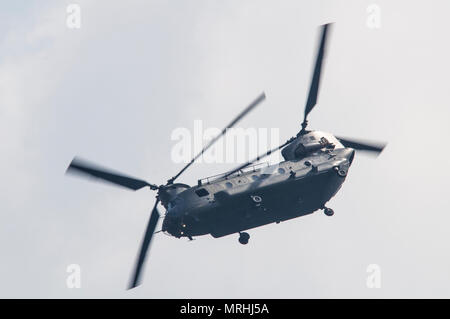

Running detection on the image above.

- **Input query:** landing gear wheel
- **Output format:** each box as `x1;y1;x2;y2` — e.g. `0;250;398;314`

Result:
238;232;250;245
324;207;334;216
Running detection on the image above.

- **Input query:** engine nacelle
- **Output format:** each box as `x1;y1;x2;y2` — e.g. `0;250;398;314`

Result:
282;131;343;161
294;141;326;157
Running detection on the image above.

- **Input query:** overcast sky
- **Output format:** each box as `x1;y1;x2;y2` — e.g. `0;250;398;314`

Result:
1;0;450;298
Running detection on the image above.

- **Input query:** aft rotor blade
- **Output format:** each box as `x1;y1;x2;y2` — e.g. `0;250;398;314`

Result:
129;199;161;289
302;23;332;128
168;92;266;184
224;138;295;178
67;157;158;191
336;136;386;155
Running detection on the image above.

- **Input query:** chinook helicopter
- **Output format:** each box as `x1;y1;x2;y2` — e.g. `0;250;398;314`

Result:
66;23;386;289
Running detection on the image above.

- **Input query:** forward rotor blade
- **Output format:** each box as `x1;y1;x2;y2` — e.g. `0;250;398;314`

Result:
67;157;158;191
224;138;295;178
168;92;266;184
302;23;332;128
129;199;161;289
336;136;386;155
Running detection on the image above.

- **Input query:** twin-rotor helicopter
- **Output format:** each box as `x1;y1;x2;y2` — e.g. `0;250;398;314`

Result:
67;23;386;289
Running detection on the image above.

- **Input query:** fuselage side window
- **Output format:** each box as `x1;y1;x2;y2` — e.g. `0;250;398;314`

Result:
195;188;209;197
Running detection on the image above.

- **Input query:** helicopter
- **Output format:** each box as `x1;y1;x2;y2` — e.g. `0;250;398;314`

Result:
66;23;386;289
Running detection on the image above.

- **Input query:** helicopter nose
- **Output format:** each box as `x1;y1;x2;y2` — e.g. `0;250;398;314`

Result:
162;215;179;235
162;213;177;227
162;213;190;237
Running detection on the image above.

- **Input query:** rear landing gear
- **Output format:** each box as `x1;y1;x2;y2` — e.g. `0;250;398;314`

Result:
323;207;334;216
238;232;250;245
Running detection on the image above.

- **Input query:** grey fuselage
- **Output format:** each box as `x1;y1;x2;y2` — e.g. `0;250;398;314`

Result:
161;131;355;239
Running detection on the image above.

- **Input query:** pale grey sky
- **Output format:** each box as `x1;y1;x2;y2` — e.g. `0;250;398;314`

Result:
1;0;449;298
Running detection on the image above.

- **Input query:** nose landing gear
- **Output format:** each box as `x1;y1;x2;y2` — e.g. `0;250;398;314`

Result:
238;232;250;245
